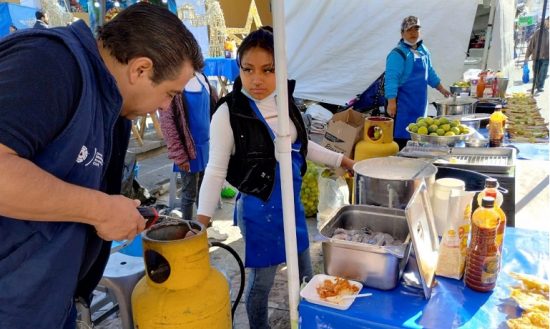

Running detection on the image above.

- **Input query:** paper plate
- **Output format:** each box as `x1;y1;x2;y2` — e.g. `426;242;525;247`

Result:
300;274;363;310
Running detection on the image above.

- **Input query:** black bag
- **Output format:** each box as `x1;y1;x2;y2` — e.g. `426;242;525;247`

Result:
346;48;406;114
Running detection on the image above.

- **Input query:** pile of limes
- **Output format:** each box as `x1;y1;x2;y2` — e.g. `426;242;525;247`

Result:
407;116;471;137
300;161;319;217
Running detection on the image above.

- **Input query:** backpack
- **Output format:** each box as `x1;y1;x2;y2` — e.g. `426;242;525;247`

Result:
346;47;406;114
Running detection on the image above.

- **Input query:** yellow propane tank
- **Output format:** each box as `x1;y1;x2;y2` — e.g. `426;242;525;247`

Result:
354;117;399;161
132;221;231;328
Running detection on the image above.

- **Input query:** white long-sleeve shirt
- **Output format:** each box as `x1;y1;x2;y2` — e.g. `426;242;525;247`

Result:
197;91;343;217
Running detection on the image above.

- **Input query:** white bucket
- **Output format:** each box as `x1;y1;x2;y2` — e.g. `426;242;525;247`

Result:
432;178;465;236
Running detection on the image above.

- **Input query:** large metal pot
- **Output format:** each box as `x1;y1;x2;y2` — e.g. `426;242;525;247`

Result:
432;96;477;116
353;157;437;209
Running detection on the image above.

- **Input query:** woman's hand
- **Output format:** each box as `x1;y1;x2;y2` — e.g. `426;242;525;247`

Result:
387;98;397;118
437;84;452;97
340;156;356;175
178;162;190;172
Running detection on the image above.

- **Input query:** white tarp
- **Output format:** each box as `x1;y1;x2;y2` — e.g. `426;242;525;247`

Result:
284;0;479;105
487;0;517;75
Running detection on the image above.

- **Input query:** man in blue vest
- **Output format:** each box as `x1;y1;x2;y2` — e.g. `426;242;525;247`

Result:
0;3;202;328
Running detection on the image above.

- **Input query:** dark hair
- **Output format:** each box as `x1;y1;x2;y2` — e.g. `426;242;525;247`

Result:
35;11;45;20
97;3;203;84
9;25;18;31
237;26;274;67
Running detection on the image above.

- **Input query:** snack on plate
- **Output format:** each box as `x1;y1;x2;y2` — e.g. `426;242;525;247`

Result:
316;277;359;301
506;272;550;328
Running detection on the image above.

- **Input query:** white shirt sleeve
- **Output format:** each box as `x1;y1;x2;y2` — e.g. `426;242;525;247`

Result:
306;140;343;168
197;103;234;217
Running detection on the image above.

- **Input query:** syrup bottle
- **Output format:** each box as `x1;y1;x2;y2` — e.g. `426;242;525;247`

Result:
464;197;501;292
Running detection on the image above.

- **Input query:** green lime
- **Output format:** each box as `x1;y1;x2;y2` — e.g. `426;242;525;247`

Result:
444;131;456;136
441;124;451;132
439;117;450;125
417;126;429;135
416;117;425;123
450;120;460;128
417;120;428;128
425;117;434;125
436;128;445;136
429;132;439;136
451;127;461;135
428;124;438;133
433;119;440;126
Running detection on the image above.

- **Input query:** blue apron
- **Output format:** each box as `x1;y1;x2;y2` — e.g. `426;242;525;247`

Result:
175;76;210;173
394;53;429;139
237;99;309;268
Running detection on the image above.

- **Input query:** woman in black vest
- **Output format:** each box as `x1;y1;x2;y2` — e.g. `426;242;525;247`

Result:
197;27;354;329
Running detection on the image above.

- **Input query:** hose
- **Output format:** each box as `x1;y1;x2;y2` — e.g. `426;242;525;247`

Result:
210;241;245;321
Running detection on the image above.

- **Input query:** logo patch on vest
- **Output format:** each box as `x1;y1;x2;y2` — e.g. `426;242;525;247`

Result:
76;145;104;167
76;146;88;163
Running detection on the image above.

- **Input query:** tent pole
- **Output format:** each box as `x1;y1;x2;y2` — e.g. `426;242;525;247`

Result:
530;0;548;95
271;1;301;328
481;0;497;70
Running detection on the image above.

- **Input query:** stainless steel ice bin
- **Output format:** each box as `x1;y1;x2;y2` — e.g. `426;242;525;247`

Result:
320;205;411;290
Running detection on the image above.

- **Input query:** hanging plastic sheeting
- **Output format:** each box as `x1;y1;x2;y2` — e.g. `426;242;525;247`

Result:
0;3;36;38
284;0;478;106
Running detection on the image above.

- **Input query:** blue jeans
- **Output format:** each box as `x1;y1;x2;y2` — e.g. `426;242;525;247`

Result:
179;171;204;220
237;211;313;329
534;59;549;90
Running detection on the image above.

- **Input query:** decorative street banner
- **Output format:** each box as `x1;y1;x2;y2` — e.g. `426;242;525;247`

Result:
0;3;37;38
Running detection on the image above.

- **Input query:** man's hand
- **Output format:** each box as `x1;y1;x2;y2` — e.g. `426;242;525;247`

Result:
93;196;145;241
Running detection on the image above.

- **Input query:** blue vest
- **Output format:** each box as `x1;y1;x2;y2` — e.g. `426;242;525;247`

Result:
0;21;125;328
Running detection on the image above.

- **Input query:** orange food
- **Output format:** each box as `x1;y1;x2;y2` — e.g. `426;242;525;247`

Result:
316;277;359;300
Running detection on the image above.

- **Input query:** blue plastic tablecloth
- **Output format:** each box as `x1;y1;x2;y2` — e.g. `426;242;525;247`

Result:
299;227;549;329
203;57;239;82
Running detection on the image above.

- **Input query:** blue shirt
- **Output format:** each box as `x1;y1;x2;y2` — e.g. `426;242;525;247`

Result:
384;39;441;100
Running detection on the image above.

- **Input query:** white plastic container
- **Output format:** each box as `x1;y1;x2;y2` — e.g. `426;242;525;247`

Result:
432;178;465;236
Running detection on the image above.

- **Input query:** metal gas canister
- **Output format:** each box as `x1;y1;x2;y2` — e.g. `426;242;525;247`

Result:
132;220;231;328
354;117;399;161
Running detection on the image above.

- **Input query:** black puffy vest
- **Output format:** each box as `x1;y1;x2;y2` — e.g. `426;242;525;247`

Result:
221;78;308;201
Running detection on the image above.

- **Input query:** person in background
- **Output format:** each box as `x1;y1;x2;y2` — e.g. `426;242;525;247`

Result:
159;72;212;220
33;10;49;28
385;15;451;149
197;26;355;329
0;3;202;328
9;25;18;33
524;16;549;93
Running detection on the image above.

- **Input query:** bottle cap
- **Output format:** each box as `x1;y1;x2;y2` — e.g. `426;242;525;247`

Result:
481;196;495;208
484;178;498;188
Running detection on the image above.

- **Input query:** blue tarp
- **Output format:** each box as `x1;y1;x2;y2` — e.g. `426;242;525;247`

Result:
0;3;37;38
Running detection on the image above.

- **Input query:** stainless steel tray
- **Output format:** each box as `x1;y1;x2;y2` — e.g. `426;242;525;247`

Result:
436;147;516;174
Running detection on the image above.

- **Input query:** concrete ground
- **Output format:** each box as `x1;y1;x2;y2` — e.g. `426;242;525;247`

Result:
92;64;549;329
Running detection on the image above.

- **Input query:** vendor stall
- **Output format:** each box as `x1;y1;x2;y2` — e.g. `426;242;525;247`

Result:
299;227;549;329
203;57;239;98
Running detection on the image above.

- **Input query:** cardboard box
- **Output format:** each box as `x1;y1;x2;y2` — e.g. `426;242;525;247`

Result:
321;109;365;158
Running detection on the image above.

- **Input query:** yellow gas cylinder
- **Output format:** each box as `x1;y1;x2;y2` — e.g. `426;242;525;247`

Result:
132;221;231;328
354;117;399;161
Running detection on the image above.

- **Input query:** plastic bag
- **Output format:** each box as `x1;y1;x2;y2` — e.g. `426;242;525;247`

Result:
316;170;350;230
522;63;530;84
300;161;320;217
435;190;475;280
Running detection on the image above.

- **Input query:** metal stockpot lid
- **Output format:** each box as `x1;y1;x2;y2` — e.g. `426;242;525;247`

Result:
353;156;437;181
434;96;477;106
405;182;438;299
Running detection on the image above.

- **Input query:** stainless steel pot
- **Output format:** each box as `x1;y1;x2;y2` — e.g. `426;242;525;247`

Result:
353;157;437;209
432;96;477;116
